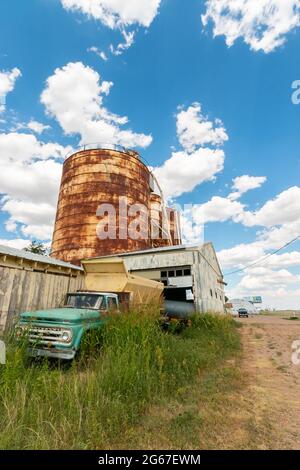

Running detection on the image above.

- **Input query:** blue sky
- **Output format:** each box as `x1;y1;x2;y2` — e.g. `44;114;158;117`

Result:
1;0;300;308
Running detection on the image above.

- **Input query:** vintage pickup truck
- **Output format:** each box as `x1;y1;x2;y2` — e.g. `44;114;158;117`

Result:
15;257;194;360
16;291;119;360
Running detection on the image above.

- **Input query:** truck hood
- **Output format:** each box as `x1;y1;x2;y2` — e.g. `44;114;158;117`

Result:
20;308;101;323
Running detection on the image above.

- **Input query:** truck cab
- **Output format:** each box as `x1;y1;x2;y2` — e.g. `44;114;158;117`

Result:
16;292;119;360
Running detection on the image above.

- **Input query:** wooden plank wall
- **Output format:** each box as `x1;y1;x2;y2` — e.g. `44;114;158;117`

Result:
0;266;84;332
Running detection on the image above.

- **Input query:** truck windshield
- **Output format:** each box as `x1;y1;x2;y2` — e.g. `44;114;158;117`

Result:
66;294;103;310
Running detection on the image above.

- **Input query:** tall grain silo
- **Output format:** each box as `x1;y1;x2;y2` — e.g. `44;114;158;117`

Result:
150;193;173;248
51;148;154;265
166;207;182;246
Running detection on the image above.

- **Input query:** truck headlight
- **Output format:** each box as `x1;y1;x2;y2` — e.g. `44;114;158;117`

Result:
61;330;72;343
15;325;25;338
15;327;23;338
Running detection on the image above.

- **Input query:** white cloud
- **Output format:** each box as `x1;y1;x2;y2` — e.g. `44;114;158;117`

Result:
110;30;135;56
2;200;55;228
27;120;50;134
211;181;300;310
153;103;228;200
241;186;300;227
61;0;161;29
0;132;71;241
218;243;265;270
202;0;300;53
61;0;161;54
176;103;228;153
257;221;300;251
3;200;55;240
229;175;267;200
153;148;225;200
180;208;205;245
21;223;54;240
193;196;245;224
0;68;21;112
88;46;108;61
0;132;69;164
0;238;30;250
41;62;152;148
218;242;300;271
0;157;63;205
226;265;300;309
239;267;300;290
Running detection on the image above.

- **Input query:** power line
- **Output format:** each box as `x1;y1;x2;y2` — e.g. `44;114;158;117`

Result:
224;234;300;277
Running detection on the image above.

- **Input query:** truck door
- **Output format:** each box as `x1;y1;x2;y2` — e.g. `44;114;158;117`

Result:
107;296;118;312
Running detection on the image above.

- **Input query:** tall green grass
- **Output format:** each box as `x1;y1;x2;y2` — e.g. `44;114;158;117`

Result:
0;311;240;449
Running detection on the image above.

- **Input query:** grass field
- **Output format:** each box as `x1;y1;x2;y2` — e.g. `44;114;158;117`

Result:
0;311;241;450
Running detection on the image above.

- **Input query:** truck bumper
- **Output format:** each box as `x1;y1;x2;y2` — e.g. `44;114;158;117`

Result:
28;347;76;360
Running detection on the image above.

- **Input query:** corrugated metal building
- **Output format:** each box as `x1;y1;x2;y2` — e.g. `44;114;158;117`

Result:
90;243;226;313
0;245;84;332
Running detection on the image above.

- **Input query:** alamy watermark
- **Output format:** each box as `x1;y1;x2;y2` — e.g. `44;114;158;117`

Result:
95;197;205;245
291;80;300;105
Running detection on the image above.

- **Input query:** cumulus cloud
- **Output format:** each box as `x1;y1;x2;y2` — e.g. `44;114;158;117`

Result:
61;0;161;55
153;148;225;200
2;200;56;241
0;238;31;250
226;264;300;309
193;196;245;224
239;266;300;291
41;62;152;148
202;0;300;53
217;242;300;271
229;175;267;200
61;0;161;29
241;186;300;227
27;120;50;134
176;103;228;153
153;103;228;200
0;132;69;164
0;132;71;240
0;68;21;112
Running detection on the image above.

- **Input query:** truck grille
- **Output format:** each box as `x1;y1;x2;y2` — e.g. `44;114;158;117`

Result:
19;326;72;345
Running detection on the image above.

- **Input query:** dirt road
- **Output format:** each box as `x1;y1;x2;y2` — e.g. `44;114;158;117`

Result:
237;315;300;449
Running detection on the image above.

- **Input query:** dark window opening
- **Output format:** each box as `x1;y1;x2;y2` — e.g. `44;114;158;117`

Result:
184;268;191;276
168;270;175;277
161;271;167;278
164;287;193;302
176;269;183;277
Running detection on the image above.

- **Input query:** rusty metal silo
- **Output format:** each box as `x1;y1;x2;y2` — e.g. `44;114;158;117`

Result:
150;193;171;248
166;207;182;246
51;148;152;265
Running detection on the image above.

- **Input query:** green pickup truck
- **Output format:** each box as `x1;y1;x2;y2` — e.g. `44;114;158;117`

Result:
16;292;119;360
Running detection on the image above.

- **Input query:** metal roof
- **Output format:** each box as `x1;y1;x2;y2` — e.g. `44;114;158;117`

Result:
85;243;206;260
0;244;83;271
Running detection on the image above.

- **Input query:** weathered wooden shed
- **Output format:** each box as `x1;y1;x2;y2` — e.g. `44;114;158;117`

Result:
0;245;84;332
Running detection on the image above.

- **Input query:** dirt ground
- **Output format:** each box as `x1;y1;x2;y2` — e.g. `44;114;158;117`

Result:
235;315;300;449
